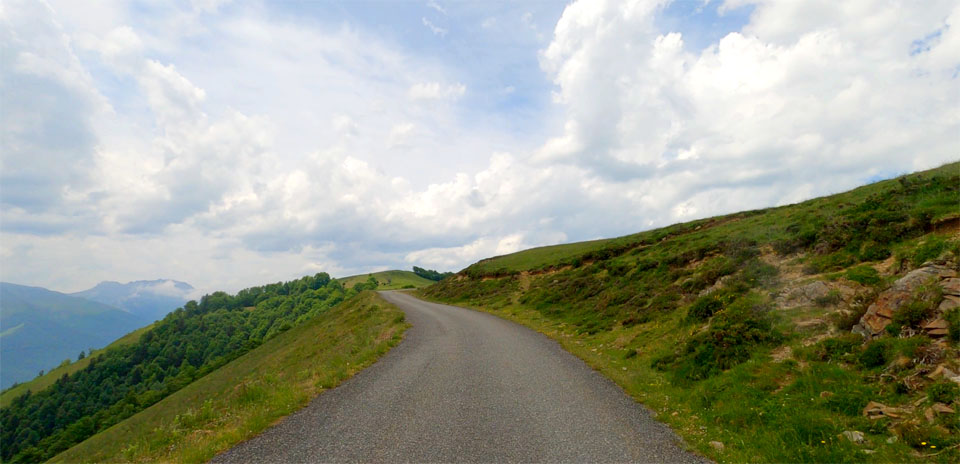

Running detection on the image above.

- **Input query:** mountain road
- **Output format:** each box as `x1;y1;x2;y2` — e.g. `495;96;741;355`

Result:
212;291;706;463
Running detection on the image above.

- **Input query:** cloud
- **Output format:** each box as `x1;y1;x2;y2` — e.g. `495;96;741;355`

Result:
0;0;105;217
537;0;959;202
2;0;956;296
422;17;447;37
426;1;446;16
407;81;466;100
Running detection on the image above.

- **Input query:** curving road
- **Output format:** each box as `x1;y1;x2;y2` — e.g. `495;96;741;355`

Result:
213;291;705;463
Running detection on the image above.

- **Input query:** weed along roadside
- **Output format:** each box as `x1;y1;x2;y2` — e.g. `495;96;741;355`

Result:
420;162;960;463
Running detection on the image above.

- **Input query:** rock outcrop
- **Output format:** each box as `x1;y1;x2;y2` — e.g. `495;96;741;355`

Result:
854;264;957;337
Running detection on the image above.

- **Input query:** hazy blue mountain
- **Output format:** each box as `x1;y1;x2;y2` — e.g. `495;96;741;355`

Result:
0;282;148;389
72;279;194;322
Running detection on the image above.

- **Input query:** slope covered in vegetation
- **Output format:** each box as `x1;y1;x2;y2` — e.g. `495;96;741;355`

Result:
335;270;435;290
51;291;406;463
422;162;960;462
1;273;363;463
0;324;153;408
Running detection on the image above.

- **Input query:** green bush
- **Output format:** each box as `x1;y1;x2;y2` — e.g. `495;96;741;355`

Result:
832;291;876;331
892;297;937;329
945;307;960;343
739;259;779;288
844;265;881;286
814;289;842;307
927;381;960;404
858;340;891;368
810;334;863;362
859;241;891;261
804;251;857;274
912;235;947;266
668;294;780;381
685;295;723;322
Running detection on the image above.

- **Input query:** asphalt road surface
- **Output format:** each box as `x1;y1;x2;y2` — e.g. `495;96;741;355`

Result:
213;291;706;463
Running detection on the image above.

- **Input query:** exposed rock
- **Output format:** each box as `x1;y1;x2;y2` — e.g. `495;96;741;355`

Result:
708;441;724;451
926;365;957;380
842;430;865;444
939;268;959;278
923;318;950;337
886;436;898;444
932;403;955;414
863;401;902;419
939;295;960;312
943;278;960;296
777;280;833;309
924;407;936;423
854;266;943;337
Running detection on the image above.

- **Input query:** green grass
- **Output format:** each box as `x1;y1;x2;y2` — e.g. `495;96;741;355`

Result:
463;162;959;277
0;324;154;408
50;292;408;464
421;162;960;463
335;270;435;290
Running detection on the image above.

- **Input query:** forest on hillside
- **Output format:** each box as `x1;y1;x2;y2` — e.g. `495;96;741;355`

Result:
1;273;378;463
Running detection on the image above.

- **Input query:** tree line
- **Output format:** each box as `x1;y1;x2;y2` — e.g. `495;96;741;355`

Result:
0;273;358;463
412;266;454;281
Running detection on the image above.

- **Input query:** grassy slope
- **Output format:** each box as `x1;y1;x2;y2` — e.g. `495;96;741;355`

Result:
0;324;153;408
422;162;960;463
336;270;435;290
52;291;408;463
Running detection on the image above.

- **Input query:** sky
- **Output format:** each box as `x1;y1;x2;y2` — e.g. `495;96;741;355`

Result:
1;0;958;295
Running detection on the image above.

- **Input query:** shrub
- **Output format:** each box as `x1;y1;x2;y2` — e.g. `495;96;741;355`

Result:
669;294;781;381
945;307;960;343
859;241;892;261
814;289;842;307
811;334;863;362
832;291;876;331
891;283;941;329
844;265;881;286
927;381;960;404
739;259;779;288
804;251;857;274
859;340;891;368
685;295;723;322
912;235;947;266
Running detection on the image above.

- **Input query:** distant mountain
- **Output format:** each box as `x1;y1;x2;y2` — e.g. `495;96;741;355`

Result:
72;279;195;322
0;283;148;389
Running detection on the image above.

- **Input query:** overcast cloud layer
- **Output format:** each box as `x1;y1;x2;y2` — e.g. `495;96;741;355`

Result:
1;0;957;294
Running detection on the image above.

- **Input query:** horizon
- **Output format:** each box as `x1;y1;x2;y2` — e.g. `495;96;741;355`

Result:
2;0;958;294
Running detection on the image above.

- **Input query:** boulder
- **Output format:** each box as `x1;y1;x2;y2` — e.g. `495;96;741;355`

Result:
923;318;950;337
777;280;832;308
943;278;960;296
854;266;942;336
938;295;960;312
863;401;902;419
842;430;865;444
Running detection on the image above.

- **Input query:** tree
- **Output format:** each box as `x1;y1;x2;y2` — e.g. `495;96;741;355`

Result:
77;350;85;361
412;266;455;281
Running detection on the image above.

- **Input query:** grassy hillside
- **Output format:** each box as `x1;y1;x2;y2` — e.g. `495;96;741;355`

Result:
2;273;354;462
52;291;407;463
0;324;153;408
422;162;960;463
336;270;435;290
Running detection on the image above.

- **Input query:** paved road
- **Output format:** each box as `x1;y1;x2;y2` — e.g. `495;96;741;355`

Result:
213;291;705;463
